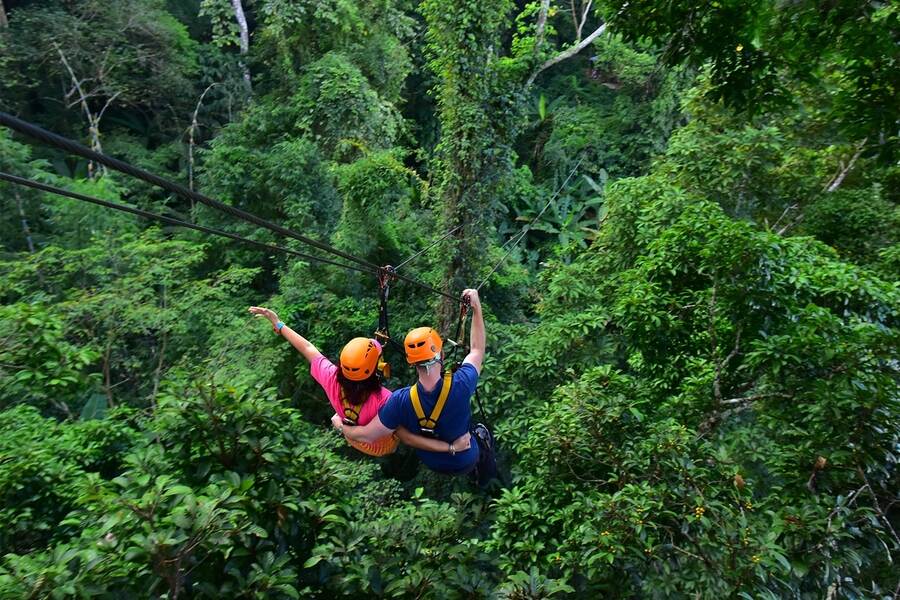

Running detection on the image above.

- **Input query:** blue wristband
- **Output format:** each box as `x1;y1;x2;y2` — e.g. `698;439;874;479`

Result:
275;321;285;332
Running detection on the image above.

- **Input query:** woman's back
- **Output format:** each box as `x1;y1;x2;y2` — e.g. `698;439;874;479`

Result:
310;355;397;455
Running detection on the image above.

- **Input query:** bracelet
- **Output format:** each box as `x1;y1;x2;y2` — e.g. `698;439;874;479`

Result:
448;442;456;456
275;321;285;333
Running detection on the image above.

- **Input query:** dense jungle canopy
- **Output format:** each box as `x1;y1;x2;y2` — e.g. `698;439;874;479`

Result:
0;0;898;598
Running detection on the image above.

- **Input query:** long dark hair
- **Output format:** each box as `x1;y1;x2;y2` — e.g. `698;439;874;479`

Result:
336;368;382;406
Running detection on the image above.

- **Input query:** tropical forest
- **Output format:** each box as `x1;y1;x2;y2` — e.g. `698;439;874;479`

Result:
0;0;898;598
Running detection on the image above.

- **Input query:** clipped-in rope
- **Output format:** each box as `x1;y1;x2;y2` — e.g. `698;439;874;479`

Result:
476;155;586;291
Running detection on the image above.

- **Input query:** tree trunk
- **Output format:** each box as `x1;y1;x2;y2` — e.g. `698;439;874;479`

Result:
0;1;8;29
422;1;513;329
14;189;35;253
103;341;116;408
231;0;251;90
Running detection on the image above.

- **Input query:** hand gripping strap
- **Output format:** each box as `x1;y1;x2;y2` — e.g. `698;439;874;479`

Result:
410;372;453;432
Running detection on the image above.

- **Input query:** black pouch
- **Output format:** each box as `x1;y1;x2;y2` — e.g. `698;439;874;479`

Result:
470;423;498;486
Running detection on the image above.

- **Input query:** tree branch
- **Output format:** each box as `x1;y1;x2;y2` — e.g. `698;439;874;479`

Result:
55;43;108;177
577;0;593;40
825;138;867;193
526;22;607;87
708;278;723;403
720;392;792;406
187;82;219;196
697;404;752;435
857;466;900;549
97;91;121;124
771;203;798;232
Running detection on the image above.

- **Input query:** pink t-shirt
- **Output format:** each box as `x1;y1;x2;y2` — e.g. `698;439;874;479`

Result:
310;355;391;424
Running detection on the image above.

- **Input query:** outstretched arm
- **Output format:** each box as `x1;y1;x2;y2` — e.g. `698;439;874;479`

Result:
461;289;485;374
334;413;394;443
249;306;321;364
331;415;471;453
396;427;472;453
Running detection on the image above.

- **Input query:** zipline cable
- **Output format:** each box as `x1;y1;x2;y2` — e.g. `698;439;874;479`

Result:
0;172;378;276
0;112;462;303
0;111;377;270
395;174;506;274
393;224;462;271
475;155;585;291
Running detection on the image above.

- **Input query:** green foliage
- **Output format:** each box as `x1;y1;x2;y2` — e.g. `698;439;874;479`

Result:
0;303;99;417
0;0;199;140
0;1;897;598
800;187;899;265
0;405;139;556
199;0;241;49
203;123;340;237
531;34;688;181
254;0;415;96
332;150;427;263
39;177;141;249
0;230;259;407
484;173;899;596
306;492;495;598
295;52;405;156
605;0;900;159
0;131;52;252
421;0;518;311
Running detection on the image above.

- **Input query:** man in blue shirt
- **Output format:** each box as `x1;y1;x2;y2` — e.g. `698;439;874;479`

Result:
339;288;488;477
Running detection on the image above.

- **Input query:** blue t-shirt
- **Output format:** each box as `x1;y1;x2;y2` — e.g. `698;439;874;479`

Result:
379;363;480;473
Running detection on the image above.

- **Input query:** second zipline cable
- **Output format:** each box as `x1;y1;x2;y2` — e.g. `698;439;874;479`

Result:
0;172;377;275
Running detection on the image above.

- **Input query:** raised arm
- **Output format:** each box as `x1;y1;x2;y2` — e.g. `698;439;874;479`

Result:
249;306;321;364
461;289;485;374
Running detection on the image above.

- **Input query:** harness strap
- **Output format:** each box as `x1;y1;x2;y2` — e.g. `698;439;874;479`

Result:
340;388;360;424
410;372;453;433
450;361;488;423
377;271;391;337
374;265;404;367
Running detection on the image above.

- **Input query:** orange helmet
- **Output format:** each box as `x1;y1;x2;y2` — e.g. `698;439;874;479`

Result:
340;337;382;381
404;327;442;365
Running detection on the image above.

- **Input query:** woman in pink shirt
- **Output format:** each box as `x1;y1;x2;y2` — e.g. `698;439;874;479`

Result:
249;306;470;457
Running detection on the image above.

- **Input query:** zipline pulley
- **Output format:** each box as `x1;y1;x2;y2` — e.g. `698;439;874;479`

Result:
374;265;401;378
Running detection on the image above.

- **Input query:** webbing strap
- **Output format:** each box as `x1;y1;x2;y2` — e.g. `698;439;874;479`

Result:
410;372;453;431
340;389;360;424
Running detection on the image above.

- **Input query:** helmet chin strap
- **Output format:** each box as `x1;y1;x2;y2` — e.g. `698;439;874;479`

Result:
418;356;443;375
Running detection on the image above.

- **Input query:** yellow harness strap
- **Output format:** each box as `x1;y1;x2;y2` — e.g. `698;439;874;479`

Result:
410;372;453;433
340;389;360;424
338;389;398;457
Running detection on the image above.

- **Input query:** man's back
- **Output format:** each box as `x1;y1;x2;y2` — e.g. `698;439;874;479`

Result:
379;363;480;473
